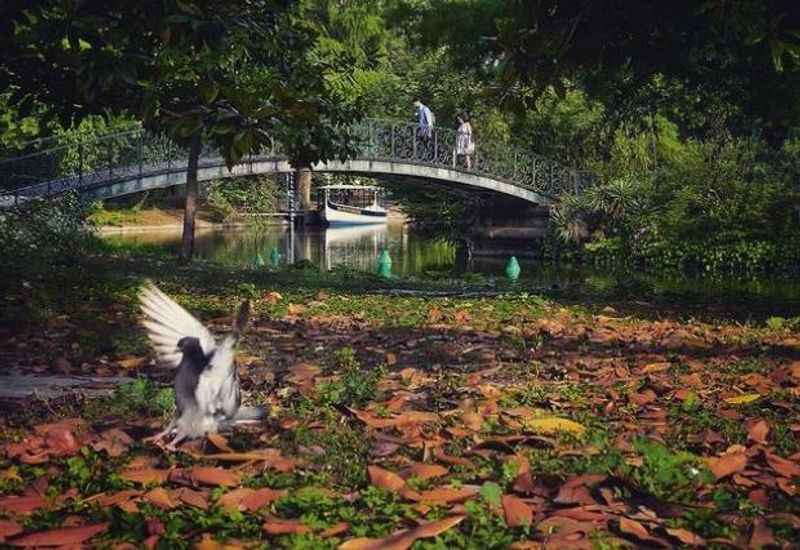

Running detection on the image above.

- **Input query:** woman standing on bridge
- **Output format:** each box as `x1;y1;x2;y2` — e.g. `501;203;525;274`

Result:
455;112;474;170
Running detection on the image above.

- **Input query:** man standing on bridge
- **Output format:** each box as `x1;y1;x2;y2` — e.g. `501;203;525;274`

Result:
414;100;435;139
413;100;436;161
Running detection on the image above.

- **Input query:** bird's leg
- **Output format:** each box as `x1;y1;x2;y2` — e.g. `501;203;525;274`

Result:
144;420;177;446
165;431;189;452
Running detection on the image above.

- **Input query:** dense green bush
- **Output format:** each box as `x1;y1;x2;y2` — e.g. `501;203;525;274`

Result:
0;194;100;280
552;122;800;276
205;175;281;221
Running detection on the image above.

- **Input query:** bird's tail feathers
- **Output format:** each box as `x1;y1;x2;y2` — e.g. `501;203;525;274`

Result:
233;406;266;424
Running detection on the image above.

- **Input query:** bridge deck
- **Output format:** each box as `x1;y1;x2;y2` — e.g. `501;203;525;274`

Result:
0;119;595;207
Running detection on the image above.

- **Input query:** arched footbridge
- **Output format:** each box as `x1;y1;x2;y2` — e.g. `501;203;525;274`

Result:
0;118;595;208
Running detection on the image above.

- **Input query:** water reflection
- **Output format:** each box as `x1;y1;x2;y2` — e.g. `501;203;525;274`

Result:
103;224;800;305
104;223;456;276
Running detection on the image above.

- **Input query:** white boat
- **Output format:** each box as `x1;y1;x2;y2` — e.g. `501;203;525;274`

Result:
320;185;387;226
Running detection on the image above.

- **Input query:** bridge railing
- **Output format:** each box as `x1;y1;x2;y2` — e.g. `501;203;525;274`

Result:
0;118;595;206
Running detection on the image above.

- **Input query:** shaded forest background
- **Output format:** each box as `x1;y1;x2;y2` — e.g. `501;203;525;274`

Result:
1;0;799;275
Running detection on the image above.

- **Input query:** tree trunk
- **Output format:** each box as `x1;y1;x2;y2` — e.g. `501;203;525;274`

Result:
296;164;312;212
179;135;202;263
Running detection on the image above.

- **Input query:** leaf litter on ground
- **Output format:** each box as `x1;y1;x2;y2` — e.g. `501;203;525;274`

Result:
1;286;800;547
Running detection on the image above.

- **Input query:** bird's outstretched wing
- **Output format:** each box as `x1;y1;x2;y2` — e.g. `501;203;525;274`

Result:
139;281;216;367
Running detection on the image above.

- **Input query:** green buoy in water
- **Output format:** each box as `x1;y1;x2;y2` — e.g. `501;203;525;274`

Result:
254;252;266;269
377;249;392;278
505;256;521;281
269;246;282;268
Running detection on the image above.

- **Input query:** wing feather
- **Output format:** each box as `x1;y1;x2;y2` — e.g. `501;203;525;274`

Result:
139;281;216;367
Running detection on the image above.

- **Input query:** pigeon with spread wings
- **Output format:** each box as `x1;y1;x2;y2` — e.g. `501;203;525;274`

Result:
139;281;262;450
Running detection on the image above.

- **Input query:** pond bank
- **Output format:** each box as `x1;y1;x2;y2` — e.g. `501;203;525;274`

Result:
91;207;409;233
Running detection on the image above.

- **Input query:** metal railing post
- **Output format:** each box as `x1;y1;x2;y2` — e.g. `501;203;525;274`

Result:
108;138;114;181
433;131;438;164
391;124;396;158
138;132;144;181
78;141;84;188
369;120;375;158
512;152;518;181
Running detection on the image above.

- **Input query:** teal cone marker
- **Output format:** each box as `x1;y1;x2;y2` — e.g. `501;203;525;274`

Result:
269;246;282;268
254;252;266;268
505;256;521;281
377;249;392;278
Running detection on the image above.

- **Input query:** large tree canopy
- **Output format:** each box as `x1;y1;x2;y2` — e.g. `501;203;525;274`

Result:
408;0;800;140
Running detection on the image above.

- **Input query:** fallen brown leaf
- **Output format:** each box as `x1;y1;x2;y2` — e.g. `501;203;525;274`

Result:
404;463;449;480
666;527;706;546
189;466;241;487
764;451;800;478
0;495;48;515
263;518;310;536
92;428;133;457
8;522;108;547
502;495;533;527
618;517;650;540
746;420;770;445
368;465;406;493
120;467;171;486
0;520;23;542
144;488;178;510
116;356;148;369
339;514;466;550
174;488;209;510
206;434;234;453
198;449;296;471
218;488;287;512
321;522;350;538
707;451;748;480
749;517;775;549
403;485;480;504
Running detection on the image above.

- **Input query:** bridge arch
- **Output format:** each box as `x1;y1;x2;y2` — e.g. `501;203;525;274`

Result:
0;119;595;207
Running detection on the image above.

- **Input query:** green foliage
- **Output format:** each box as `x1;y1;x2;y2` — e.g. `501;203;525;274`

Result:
85;379;175;420
317;348;384;408
552;126;800;275
205;176;280;220
61;448;127;494
628;439;712;503
478;481;502;508
0;194;100;281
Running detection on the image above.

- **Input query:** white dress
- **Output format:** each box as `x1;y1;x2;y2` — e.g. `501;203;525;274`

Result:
456;122;473;155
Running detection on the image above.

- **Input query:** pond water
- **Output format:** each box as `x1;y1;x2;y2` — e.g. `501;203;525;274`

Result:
103;224;800;311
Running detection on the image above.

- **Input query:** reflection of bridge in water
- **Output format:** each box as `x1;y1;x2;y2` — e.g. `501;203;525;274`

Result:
1;118;596;209
120;223;455;274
